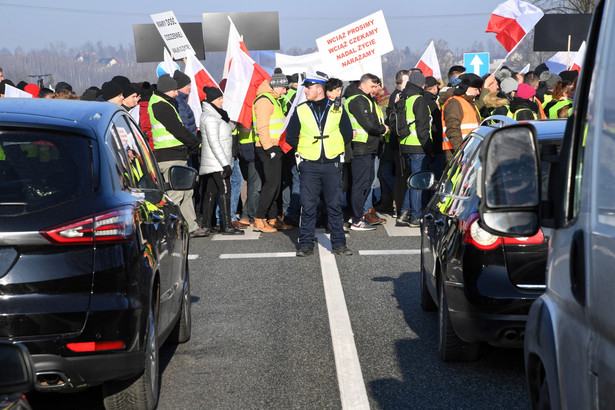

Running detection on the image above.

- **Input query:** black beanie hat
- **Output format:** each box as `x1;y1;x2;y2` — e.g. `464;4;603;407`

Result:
203;86;223;103
173;71;191;89
55;81;73;92
101;81;123;101
156;74;177;93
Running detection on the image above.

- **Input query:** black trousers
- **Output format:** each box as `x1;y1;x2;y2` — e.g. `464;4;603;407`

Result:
255;146;283;219
200;172;232;229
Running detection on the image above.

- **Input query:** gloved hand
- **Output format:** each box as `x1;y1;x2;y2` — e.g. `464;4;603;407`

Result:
222;165;232;179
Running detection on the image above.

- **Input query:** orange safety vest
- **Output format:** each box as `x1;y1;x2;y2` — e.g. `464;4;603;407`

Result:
441;96;481;151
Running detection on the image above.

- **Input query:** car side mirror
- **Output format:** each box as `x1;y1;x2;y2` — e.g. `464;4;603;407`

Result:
166;165;197;191
477;124;540;236
408;171;436;190
0;342;35;395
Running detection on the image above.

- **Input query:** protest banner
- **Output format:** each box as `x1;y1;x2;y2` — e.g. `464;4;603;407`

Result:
150;11;195;59
315;10;393;75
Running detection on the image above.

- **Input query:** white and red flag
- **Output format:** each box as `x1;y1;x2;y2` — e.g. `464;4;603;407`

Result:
221;17;270;128
571;41;586;73
486;0;544;52
415;41;442;80
183;53;220;122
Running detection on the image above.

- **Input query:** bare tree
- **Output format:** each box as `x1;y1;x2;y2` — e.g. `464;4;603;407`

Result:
530;0;596;13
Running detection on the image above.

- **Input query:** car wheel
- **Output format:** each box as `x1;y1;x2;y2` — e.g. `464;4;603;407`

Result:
438;280;479;362
103;296;160;410
420;251;437;311
168;265;192;344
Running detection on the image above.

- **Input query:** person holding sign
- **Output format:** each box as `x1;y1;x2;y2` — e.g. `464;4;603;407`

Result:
285;72;354;257
344;73;389;231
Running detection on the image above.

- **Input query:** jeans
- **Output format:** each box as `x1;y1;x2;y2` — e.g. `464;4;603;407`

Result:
363;155;380;215
239;159;261;222
404;153;429;219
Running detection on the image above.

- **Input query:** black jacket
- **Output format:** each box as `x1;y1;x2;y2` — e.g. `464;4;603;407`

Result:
150;90;201;163
509;97;539;120
399;82;433;156
344;84;386;157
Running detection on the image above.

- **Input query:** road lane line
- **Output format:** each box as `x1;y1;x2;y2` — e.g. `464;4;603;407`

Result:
316;233;370;410
381;214;421;237
219;252;296;259
359;249;421;256
188;254;199;260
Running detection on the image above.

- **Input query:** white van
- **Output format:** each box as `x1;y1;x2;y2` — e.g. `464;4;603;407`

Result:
476;0;615;407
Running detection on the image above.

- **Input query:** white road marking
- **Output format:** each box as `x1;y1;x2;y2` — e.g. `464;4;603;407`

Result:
219;252;296;259
188;254;199;260
381;214;421;237
359;249;421;256
316;233;370;410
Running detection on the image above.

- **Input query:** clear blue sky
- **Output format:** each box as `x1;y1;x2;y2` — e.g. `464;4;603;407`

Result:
1;0;508;54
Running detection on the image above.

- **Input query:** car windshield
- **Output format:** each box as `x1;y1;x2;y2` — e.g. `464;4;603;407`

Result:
0;130;92;213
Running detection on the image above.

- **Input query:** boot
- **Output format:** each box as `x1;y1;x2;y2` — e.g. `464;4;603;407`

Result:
254;218;277;233
396;210;411;227
269;217;293;230
365;208;386;225
220;192;244;235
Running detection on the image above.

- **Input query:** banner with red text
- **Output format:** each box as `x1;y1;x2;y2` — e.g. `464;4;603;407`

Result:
315;10;393;76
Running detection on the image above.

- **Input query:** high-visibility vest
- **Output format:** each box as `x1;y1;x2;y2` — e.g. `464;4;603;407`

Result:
441;96;480;151
548;100;573;119
399;95;432;147
148;93;184;150
296;101;344;161
542;94;553;108
344;94;378;143
0;146;5;161
281;88;297;113
237;124;256;144
252;93;285;142
505;105;538;120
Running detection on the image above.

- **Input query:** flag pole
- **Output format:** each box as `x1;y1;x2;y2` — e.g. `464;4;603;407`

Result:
566;35;571;69
493;37;525;74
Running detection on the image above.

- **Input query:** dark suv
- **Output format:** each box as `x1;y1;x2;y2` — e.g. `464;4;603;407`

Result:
410;118;564;361
0;99;195;409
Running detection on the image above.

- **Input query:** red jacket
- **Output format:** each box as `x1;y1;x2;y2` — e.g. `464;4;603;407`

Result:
139;100;153;150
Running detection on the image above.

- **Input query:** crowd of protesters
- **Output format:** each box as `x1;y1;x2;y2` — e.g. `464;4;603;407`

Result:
0;61;578;255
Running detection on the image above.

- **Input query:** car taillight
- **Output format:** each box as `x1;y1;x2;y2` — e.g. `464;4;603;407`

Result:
66;341;126;352
462;213;544;251
41;205;135;245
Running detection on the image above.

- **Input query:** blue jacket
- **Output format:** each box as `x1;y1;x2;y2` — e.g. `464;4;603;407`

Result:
176;91;197;136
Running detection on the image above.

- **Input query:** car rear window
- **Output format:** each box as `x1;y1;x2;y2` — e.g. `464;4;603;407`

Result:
0;130;92;213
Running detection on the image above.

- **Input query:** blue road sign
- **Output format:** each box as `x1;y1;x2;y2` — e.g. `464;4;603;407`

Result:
463;52;490;77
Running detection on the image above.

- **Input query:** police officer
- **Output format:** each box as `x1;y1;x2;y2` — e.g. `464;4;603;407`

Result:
286;72;354;257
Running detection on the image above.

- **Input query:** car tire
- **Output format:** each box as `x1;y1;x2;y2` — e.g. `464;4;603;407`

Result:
168;266;192;344
103;296;160;410
438;280;479;362
420;252;437;312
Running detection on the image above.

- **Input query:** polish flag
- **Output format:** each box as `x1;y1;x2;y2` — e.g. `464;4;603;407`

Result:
415;41;442;80
222;17;270;128
183;53;220;122
163;47;177;76
486;0;544;52
571;41;586;73
545;51;577;74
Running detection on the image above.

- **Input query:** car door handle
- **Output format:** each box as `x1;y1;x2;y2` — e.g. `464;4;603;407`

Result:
435;219;445;227
570;230;586;306
424;213;434;220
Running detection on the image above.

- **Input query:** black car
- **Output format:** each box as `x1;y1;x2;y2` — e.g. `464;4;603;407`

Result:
410;118;565;361
0;99;196;409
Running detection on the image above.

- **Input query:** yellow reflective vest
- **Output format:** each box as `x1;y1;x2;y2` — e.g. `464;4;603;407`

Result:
344;94;378;144
296;101;345;161
252;93;285;143
148;93;184;150
400;95;432;147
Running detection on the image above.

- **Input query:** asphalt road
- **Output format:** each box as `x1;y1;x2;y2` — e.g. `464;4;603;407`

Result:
27;215;529;409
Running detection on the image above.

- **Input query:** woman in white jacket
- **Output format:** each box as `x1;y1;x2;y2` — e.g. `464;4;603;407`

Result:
197;86;244;235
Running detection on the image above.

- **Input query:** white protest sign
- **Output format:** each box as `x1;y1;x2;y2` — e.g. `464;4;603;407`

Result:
316;10;393;75
150;11;195;59
5;84;32;98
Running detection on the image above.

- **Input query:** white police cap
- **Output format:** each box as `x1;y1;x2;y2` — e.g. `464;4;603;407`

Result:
303;71;329;86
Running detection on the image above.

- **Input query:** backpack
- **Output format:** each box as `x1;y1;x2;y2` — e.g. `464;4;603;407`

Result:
388;95;414;138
